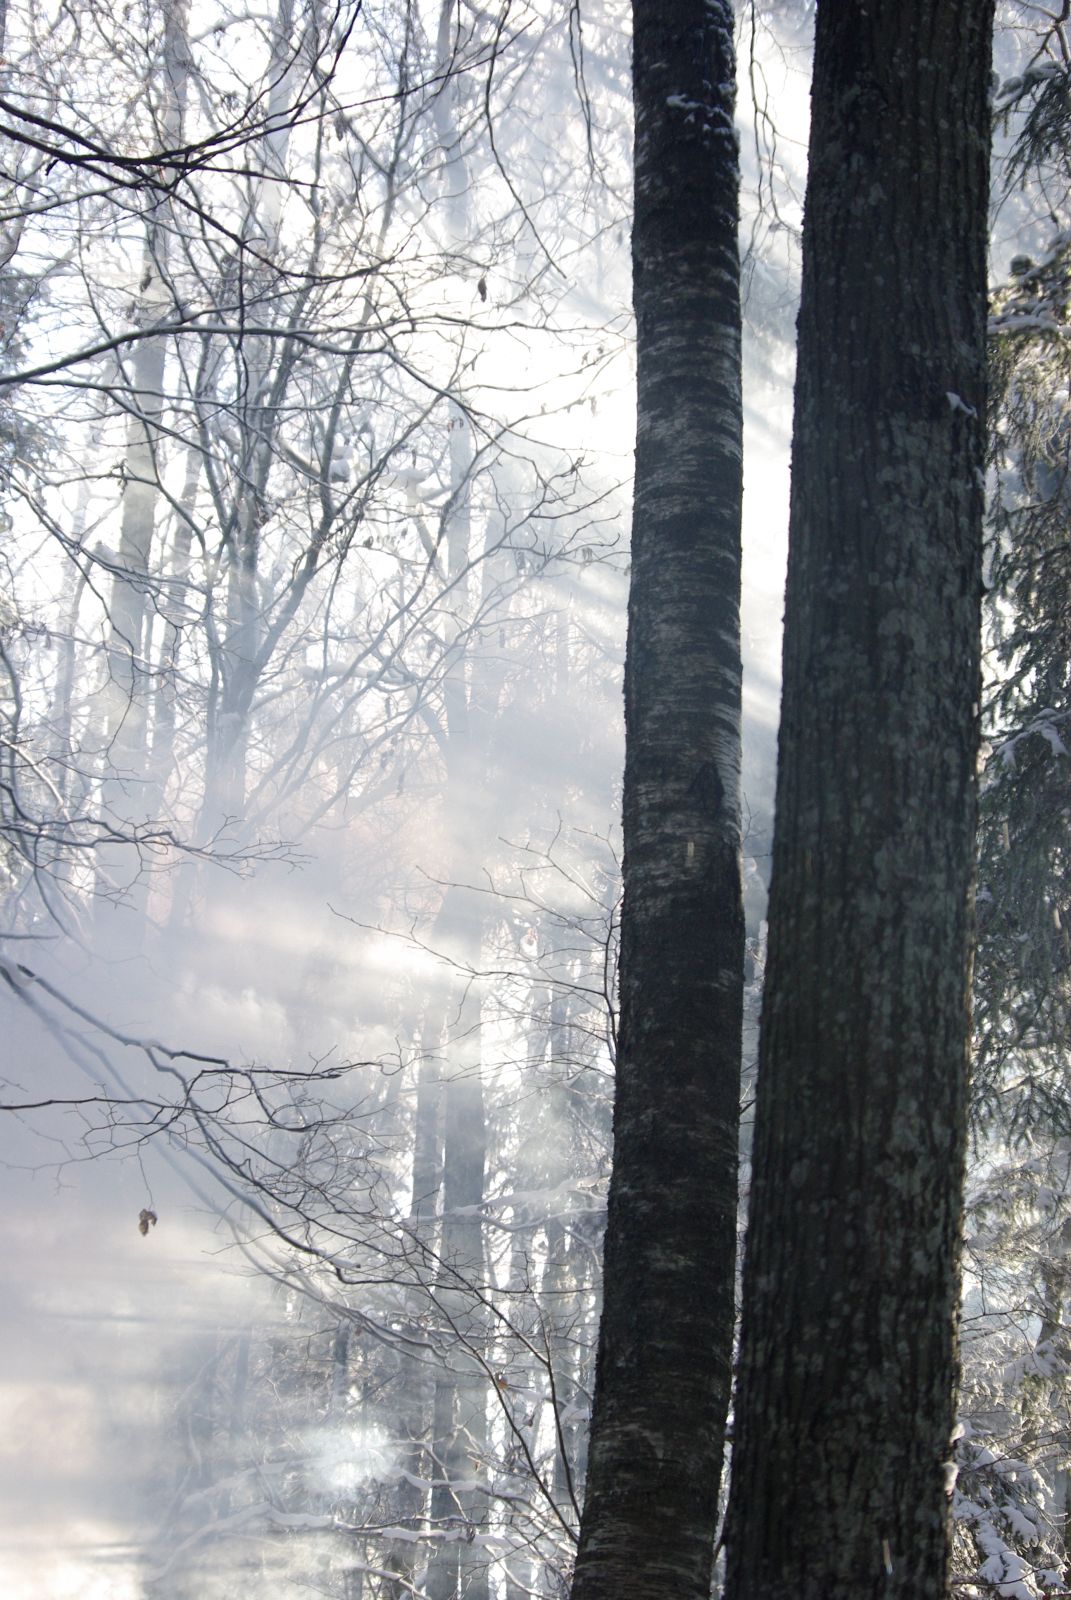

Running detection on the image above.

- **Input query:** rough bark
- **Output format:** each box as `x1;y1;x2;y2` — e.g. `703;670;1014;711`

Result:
568;4;744;1599
723;5;993;1599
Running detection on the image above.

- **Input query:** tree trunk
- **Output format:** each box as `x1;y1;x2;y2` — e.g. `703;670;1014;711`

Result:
95;0;190;924
427;925;489;1600
197;0;298;843
723;5;993;1599
425;429;493;1600
569;4;744;1599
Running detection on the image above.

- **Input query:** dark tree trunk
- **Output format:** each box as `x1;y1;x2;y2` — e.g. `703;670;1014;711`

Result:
723;5;993;1599
569;4;744;1599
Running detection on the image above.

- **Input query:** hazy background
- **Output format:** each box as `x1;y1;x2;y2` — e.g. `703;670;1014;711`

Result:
0;2;812;1593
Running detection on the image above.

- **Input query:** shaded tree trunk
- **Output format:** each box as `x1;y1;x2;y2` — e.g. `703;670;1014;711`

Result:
569;4;744;1599
424;425;493;1600
427;940;489;1600
723;5;993;1599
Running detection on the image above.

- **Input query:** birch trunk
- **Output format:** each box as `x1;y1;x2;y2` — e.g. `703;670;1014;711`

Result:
95;0;190;921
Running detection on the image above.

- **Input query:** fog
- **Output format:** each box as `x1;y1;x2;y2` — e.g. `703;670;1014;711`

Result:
0;1;808;1594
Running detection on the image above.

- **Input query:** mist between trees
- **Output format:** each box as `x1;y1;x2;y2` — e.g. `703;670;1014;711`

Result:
0;2;1068;1598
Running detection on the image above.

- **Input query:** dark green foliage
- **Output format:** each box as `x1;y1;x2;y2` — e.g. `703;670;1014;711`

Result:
977;244;1071;1137
1002;64;1071;193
